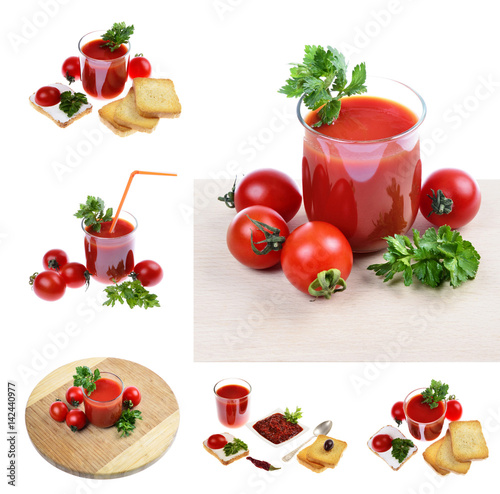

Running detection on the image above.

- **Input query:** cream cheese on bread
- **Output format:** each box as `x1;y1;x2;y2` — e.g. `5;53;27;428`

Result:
367;425;418;470
203;433;248;462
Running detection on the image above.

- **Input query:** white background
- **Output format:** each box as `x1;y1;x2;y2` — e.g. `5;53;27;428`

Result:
1;0;499;492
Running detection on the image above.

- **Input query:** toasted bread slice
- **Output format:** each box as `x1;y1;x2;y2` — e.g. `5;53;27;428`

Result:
98;99;136;137
202;433;248;466
367;425;417;471
114;88;159;133
449;420;489;462
423;437;450;476
306;435;347;468
297;445;328;473
436;431;471;474
133;78;181;118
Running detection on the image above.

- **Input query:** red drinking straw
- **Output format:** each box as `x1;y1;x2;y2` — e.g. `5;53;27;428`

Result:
109;170;177;233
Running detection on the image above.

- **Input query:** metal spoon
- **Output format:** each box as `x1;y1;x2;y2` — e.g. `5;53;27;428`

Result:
282;420;333;462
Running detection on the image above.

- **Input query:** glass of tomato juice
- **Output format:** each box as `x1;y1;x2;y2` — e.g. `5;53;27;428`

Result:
78;30;130;99
214;378;251;428
82;372;124;428
82;211;137;285
403;387;447;441
298;77;426;253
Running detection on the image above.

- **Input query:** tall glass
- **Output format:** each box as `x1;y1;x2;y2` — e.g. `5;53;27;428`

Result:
214;378;251;428
299;77;426;252
78;30;130;99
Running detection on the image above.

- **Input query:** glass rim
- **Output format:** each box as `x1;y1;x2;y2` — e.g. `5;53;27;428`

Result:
81;210;138;239
78;30;131;62
213;378;252;399
82;371;124;404
297;76;427;144
403;387;447;425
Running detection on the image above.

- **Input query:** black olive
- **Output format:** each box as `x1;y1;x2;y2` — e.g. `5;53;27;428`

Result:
324;439;334;451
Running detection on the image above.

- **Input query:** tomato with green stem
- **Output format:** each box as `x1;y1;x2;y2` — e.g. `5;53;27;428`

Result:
49;400;68;422
131;261;163;287
65;386;84;406
66;409;87;432
391;401;405;426
30;271;66;301
445;399;463;421
42;249;69;271
128;54;152;78
62;56;80;83
123;386;141;408
60;262;91;289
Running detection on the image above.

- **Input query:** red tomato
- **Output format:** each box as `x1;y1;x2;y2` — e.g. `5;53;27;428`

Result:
62;56;80;82
35;86;61;107
42;249;69;271
233;169;302;223
207;434;228;449
391;401;405;425
66;409;87;432
65;386;84;406
372;434;393;453
128;55;152;78
123;386;142;408
227;206;289;269
132;260;163;287
419;169;481;228
60;262;90;289
31;271;66;301
49;400;68;422
445;399;463;421
281;221;353;297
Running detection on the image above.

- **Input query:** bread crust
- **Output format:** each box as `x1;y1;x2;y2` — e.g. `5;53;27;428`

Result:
29;97;92;128
113;88;159;133
449;420;489;462
133;78;181;118
202;442;248;465
423;437;450;476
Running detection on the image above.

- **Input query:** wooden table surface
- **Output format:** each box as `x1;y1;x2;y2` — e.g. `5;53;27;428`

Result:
194;179;499;362
26;357;180;479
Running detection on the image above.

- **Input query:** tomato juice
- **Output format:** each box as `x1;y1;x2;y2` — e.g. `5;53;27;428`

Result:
214;379;251;428
79;32;130;99
299;78;425;252
83;213;137;284
82;373;123;428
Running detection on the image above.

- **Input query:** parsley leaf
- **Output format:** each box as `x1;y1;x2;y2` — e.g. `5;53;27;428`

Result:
367;226;480;288
59;91;88;117
74;196;113;233
101;22;134;52
103;279;160;309
73;366;101;395
391;438;414;463
115;409;142;437
421;380;449;409
223;438;248;456
279;45;366;125
283;406;302;424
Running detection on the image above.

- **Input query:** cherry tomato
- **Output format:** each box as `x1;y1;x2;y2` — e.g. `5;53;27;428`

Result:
232;169;302;223
445;399;463;421
62;56;80;82
35;86;61;107
128;54;152;79
227;206;289;269
42;249;69;271
123;386;142;408
372;434;393;453
65;386;84;406
391;401;405;425
207;434;228;449
60;262;90;289
49;400;68;422
66;409;87;432
281;221;353;297
419;168;481;229
31;271;66;301
132;260;163;287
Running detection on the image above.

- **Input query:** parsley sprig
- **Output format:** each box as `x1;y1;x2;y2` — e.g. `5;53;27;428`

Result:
115;409;142;437
101;22;134;52
73;366;101;395
74;196;113;233
367;226;480;288
59;91;88;117
103;279;160;309
279;45;367;126
391;438;414;463
284;406;302;424
422;380;449;409
223;438;247;456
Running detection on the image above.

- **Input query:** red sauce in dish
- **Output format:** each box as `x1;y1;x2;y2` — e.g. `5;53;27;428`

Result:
253;413;303;444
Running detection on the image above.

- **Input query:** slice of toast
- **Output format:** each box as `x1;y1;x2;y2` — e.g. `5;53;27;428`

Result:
306;435;347;468
133;78;181;118
297;445;328;473
435;431;471;474
202;433;248;466
113;88;159;133
98;99;136;137
423;437;450;476
449;420;489;462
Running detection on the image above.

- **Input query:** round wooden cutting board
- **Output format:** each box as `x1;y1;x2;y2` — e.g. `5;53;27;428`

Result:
25;357;180;479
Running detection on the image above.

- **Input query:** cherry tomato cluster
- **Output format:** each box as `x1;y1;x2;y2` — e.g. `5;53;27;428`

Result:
223;168;353;298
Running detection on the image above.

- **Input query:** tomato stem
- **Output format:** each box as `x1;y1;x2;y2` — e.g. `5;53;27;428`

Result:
427;189;453;217
247;215;286;255
218;178;237;208
308;269;347;299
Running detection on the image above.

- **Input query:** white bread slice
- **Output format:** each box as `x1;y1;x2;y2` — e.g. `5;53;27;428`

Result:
113;88;159;133
133;78;181;118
